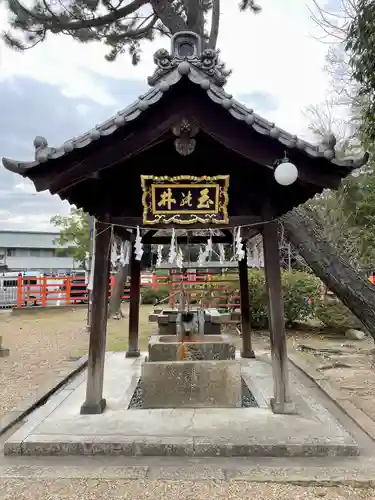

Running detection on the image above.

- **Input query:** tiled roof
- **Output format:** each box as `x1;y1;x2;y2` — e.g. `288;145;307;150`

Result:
2;48;368;175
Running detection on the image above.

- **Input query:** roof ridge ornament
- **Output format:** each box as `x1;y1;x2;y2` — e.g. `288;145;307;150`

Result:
33;136;56;163
147;31;230;87
318;132;337;160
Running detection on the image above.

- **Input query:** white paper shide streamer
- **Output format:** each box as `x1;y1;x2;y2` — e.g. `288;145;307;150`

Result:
198;233;213;266
246;240;254;268
87;250;95;291
198;247;205;267
119;241;130;267
156;245;163;267
134;226;144;261
235;227;245;261
168;228;177;264
176;247;184;268
110;237;118;268
219;244;225;264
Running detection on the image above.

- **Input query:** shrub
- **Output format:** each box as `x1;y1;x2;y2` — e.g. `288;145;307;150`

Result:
281;271;320;327
247;270;269;328
141;286;169;305
315;298;365;332
141;270;320;328
247;269;320;329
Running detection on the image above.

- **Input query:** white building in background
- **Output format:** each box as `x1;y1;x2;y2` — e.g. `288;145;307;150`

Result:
0;230;77;273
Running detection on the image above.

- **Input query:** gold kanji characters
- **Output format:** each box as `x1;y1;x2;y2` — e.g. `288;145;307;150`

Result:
197;188;214;209
157;188;176;210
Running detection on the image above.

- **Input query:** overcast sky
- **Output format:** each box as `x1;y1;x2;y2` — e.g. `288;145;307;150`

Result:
0;0;336;231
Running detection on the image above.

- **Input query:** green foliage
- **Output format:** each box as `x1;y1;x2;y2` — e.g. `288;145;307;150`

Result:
339;167;375;267
50;208;90;267
346;0;375;145
239;0;261;12
144;269;319;327
316;299;365;332
281;271;320;327
247;269;268;328
141;286;170;305
311;162;375;269
3;0;261;62
247;269;320;329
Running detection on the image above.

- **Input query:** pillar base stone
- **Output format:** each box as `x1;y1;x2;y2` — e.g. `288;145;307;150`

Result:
270;398;297;415
240;349;255;359
125;349;141;358
80;398;106;415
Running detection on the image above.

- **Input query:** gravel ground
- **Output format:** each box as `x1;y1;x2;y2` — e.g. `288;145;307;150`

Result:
1;313;375;498
0;479;373;499
292;334;375;421
0;309;88;415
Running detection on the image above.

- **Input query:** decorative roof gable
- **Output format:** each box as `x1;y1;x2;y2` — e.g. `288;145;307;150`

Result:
2;31;368;175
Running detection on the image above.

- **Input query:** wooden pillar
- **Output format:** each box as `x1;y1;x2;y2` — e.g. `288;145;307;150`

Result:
126;245;141;358
80;220;111;415
262;221;296;414
238;243;255;358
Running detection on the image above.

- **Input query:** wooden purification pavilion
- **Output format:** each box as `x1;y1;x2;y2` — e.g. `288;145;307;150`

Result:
2;31;367;416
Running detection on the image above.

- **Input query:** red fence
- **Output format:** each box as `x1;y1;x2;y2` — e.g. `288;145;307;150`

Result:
12;271;240;309
165;270;240;309
14;276;130;307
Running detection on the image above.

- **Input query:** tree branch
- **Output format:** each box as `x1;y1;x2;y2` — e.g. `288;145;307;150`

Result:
107;13;157;40
7;0;149;31
208;0;220;48
186;0;202;33
150;0;187;33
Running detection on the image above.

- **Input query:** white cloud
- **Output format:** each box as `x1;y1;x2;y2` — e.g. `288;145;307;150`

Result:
0;0;330;131
14;181;36;194
0;0;333;230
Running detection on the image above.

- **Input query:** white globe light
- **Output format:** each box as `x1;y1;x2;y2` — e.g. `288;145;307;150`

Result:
274;161;298;186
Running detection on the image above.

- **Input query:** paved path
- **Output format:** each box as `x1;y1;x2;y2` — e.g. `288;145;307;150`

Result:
4;352;365;457
2;350;375;495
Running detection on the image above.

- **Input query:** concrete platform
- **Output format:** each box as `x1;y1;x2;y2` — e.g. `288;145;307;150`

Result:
4;352;360;457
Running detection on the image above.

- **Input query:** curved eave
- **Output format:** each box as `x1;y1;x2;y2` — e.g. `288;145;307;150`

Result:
2;157;37;175
1;66;370;175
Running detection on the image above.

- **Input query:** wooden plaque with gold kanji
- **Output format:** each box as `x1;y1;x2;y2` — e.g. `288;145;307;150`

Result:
141;175;229;225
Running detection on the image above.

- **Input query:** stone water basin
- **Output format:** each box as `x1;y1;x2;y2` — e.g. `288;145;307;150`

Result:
147;334;236;362
149;308;230;335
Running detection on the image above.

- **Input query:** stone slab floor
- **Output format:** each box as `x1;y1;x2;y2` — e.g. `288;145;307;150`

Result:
2;351;369;458
2;352;375;496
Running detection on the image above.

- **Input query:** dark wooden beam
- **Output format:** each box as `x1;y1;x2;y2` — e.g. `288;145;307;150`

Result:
262;216;295;414
47;114;177;195
142;236;232;245
80;219;111;415
109;215;263;230
126;246;141;358
141;230;159;243
238;243;255;359
187;90;342;190
221;229;233;243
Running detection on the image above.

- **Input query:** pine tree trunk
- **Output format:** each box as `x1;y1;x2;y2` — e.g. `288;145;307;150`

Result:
108;238;131;319
108;264;130;318
282;206;375;340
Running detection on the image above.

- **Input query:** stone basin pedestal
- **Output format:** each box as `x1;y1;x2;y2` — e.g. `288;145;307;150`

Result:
141;359;242;408
147;334;236;362
143;333;239;408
